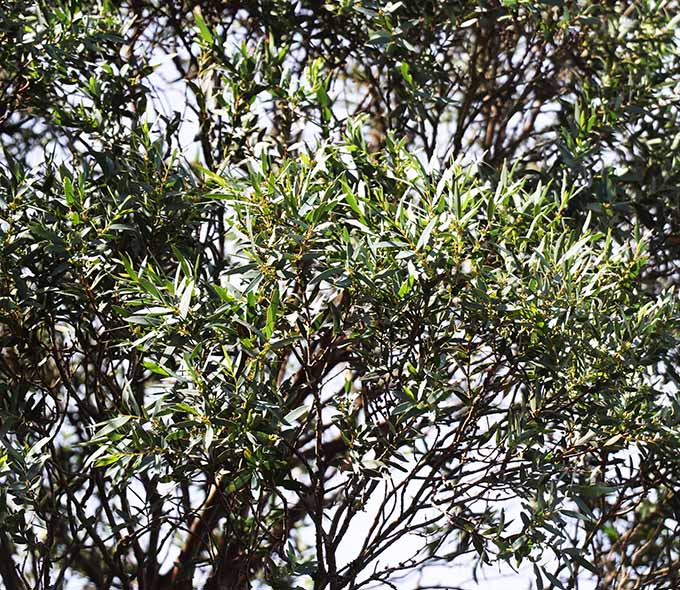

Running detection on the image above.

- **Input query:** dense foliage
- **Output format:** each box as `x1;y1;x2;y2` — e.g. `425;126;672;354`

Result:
1;1;679;589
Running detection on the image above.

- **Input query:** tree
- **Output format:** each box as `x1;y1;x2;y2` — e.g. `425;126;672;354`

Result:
1;1;679;589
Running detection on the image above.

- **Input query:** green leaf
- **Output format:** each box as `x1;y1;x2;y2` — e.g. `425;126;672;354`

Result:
225;471;251;493
173;402;202;416
91;416;133;441
95;453;125;467
193;7;214;44
310;266;345;285
563;548;598;574
398;276;412;297
416;216;438;251
533;564;544;590
264;287;280;339
543;570;564;590
63;177;75;206
283;404;310;426
142;360;170;376
341;179;363;218
178;280;194;319
573;484;617;497
367;31;394;47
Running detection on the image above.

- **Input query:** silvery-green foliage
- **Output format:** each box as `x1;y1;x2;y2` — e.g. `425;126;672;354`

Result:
1;2;679;590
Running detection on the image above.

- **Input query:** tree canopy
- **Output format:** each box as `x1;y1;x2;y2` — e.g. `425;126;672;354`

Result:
1;1;679;589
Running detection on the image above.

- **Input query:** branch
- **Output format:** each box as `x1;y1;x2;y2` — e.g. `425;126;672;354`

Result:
162;475;226;590
0;532;26;590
